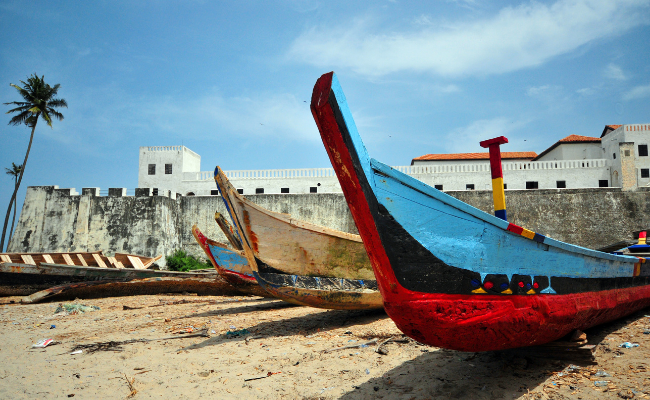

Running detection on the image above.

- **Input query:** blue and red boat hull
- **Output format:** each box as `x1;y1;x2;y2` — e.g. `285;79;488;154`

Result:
311;71;650;351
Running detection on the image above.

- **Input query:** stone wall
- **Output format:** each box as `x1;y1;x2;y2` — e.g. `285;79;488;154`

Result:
8;186;650;268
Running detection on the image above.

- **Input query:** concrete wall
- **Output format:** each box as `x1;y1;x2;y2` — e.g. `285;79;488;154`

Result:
536;142;603;161
9;186;183;267
9;185;650;268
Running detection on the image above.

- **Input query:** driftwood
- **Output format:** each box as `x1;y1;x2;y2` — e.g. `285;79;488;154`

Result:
68;329;210;354
375;337;411;355
323;338;378;353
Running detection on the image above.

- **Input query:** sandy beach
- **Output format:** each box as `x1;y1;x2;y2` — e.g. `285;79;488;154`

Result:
0;293;648;399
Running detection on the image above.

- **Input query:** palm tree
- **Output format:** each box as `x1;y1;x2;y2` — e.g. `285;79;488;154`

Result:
2;74;67;251
5;162;23;246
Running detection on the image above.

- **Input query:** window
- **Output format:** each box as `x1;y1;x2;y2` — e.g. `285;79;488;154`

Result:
310;187;318;193
186;192;195;196
639;144;648;157
237;189;243;194
165;164;172;174
211;189;219;195
503;184;507;190
152;188;158;196
281;188;289;193
526;181;538;189
613;153;616;159
148;164;155;175
434;185;443;190
255;188;264;194
625;150;631;157
466;184;474;190
599;180;608;187
642;169;650;178
556;181;566;188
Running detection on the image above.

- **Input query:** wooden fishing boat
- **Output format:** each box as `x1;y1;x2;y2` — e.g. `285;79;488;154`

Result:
214;169;383;310
0;251;161;269
214;168;373;280
0;260;225;297
192;224;272;298
311;71;650;351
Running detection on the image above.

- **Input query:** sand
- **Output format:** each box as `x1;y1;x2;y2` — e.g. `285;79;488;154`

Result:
0;294;648;399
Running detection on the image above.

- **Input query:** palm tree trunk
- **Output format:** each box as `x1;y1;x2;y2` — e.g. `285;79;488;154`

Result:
1;117;38;252
8;178;18;246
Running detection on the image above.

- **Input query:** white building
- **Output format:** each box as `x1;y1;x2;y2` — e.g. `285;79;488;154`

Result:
137;124;650;196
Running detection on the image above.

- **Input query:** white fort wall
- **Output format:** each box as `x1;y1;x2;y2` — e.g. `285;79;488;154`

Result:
138;146;616;194
141;156;614;196
9;185;650;268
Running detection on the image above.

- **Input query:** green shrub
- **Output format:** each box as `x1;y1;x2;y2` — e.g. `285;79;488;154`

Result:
166;249;212;272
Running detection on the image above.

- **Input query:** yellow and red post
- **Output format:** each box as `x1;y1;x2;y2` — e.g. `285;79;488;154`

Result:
480;136;509;221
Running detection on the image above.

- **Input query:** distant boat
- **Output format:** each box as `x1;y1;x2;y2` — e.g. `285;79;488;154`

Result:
0;251;161;269
0;260;237;301
215;167;383;310
311;71;650;351
192;224;273;299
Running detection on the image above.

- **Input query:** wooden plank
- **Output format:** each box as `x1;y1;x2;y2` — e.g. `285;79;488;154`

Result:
62;254;75;266
42;254;55;264
20;255;36;265
141;255;162;269
92;254;108;268
113;253;132;268
0;254;11;263
76;254;88;266
108;257;124;269
127;255;146;270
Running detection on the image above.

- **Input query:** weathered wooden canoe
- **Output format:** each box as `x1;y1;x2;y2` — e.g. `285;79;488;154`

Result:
0;251;161;269
214;170;383;310
0;261;227;297
21;275;242;304
311;71;650;351
214;168;374;280
192;225;272;298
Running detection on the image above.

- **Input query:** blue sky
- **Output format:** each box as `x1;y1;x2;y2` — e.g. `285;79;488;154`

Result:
1;0;649;232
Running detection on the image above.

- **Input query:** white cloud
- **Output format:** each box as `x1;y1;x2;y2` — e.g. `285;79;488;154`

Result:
287;0;650;78
623;83;650;101
604;63;627;80
576;87;597;96
527;85;552;96
444;118;529;153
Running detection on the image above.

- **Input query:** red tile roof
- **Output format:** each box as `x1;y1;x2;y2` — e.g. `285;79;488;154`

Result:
558;134;602;143
412;151;537;162
600;125;622;138
532;134;601;161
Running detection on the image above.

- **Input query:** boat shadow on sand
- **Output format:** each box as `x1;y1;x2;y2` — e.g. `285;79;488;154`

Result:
337;308;650;400
179;306;387;350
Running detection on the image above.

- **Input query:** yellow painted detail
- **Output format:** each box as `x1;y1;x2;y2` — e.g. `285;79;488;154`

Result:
633;263;641;277
472;287;487;294
526;289;536;295
491;177;506;211
501;288;513;294
639;237;647;245
521;228;536;240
